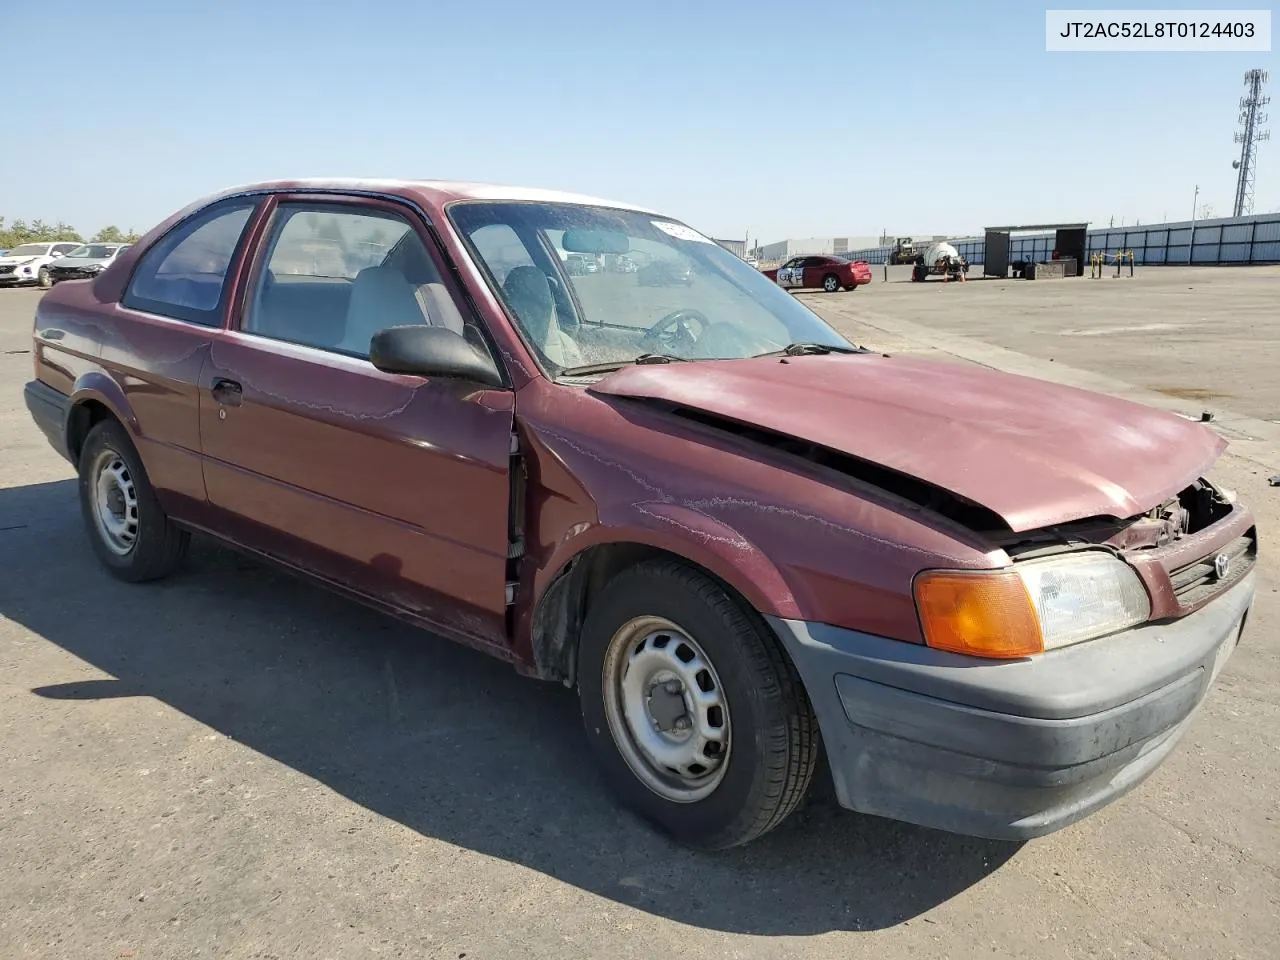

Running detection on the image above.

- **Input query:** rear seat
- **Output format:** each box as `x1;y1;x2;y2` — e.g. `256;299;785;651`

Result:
252;274;353;349
250;268;471;357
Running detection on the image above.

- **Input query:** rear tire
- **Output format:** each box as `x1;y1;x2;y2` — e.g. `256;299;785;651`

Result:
78;419;189;582
578;559;820;850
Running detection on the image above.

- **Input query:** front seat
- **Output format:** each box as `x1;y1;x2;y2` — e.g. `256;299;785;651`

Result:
502;265;583;368
341;264;432;356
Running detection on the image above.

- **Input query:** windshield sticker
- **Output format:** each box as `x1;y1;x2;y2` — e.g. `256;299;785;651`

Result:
651;221;714;244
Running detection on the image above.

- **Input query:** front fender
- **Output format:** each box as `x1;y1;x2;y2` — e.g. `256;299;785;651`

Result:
541;501;798;619
512;499;804;681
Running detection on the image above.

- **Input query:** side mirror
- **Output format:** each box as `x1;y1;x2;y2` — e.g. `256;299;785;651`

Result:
368;325;503;387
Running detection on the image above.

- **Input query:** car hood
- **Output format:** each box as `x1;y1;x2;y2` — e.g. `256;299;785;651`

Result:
51;257;110;268
588;353;1226;532
0;256;40;266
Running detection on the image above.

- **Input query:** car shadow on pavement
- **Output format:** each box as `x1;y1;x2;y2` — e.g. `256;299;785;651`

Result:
2;478;1020;936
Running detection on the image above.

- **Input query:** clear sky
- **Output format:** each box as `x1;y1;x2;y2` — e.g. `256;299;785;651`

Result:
2;0;1275;243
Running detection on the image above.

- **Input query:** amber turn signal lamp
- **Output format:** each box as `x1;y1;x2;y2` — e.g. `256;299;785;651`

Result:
914;570;1044;659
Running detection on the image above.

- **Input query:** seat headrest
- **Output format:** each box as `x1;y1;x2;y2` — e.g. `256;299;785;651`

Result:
502;265;554;338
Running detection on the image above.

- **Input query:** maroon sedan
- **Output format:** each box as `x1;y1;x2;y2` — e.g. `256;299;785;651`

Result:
25;179;1256;849
762;254;872;292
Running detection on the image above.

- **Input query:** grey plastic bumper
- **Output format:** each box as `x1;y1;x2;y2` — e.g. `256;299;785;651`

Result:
768;572;1255;840
24;380;71;462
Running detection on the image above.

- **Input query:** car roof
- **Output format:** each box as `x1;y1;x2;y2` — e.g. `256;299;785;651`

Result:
193;178;659;215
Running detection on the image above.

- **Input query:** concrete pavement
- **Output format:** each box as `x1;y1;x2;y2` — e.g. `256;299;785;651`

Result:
1;282;1276;960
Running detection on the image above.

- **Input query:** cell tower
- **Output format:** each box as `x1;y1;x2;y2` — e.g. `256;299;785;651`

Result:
1231;69;1269;218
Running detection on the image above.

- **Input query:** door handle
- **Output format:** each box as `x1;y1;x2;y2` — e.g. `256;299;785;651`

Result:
211;377;243;407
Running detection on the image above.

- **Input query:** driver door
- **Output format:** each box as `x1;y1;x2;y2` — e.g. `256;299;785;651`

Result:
800;257;826;288
776;257;799;288
199;195;516;650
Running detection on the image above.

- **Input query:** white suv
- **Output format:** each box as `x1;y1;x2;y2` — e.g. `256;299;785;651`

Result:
0;241;82;288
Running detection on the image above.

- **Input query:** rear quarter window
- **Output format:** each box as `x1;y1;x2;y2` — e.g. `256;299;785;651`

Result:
122;199;258;326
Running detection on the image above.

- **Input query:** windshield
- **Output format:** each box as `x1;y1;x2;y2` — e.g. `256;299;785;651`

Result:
65;244;117;259
6;244;50;258
448;201;852;375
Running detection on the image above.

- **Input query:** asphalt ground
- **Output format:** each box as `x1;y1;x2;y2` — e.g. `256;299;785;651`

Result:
1;270;1277;959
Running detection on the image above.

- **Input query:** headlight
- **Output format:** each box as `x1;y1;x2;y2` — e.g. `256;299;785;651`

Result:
86;263;105;272
914;552;1151;659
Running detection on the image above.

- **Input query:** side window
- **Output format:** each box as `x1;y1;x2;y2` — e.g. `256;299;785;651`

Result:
53;243;80;256
244;204;469;359
123;201;256;325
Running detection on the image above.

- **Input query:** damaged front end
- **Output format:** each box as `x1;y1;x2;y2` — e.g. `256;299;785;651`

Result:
993;477;1258;626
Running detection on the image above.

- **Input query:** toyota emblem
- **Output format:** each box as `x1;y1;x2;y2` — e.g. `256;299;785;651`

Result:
1214;553;1231;579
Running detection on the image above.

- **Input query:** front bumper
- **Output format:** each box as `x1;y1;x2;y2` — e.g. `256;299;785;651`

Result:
768;572;1255;840
49;269;99;283
0;269;37;285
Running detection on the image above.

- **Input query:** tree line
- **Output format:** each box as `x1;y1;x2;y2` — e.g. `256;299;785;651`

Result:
1;217;142;250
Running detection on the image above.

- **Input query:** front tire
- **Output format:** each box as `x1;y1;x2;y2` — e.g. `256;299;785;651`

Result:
578;559;820;850
821;273;840;293
78;419;189;582
37;267;52;289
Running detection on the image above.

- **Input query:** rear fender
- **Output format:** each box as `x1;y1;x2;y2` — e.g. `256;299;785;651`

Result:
66;370;139;460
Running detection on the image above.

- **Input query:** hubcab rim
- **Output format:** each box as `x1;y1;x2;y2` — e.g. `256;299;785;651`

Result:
91;449;139;556
601;615;731;803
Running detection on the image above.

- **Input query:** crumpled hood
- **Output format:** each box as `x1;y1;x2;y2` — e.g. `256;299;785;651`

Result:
589;353;1227;532
50;257;109;269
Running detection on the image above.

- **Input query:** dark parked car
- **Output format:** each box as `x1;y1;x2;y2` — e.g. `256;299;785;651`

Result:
25;179;1257;850
636;257;693;286
47;243;131;284
763;255;872;292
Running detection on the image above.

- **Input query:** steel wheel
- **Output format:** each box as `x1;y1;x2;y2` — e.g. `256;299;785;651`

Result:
89;447;139;556
822;274;839;292
601;615;731;803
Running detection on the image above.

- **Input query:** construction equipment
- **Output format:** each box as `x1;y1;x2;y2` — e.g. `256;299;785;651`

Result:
888;237;920;265
910;241;969;282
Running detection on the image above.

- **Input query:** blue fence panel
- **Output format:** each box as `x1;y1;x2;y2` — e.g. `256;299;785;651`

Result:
832;214;1280;268
1255;220;1280;242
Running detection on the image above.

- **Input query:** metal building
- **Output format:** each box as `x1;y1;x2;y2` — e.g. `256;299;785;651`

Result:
756;236;882;261
712;237;747;258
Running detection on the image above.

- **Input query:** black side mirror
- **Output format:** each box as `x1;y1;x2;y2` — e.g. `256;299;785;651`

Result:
368;325;503;387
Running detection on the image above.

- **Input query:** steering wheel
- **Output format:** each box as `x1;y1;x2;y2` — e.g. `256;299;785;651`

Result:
641;308;710;355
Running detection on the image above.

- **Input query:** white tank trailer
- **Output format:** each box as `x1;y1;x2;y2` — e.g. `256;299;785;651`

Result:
910;241;969;282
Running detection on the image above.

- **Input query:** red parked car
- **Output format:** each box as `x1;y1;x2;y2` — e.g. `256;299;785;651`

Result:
762;255;872;292
25;179;1256;850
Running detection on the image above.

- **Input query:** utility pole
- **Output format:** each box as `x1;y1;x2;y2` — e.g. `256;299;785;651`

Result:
1190;184;1199;255
1232;69;1270;217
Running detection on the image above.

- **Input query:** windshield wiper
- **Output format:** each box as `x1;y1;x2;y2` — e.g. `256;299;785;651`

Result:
754;342;867;358
558;353;688;378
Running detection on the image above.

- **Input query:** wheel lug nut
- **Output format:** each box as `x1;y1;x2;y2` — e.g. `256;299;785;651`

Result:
674;716;691;731
665;681;681;695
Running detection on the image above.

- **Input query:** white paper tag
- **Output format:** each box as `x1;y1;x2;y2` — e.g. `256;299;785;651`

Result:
651;220;714;244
